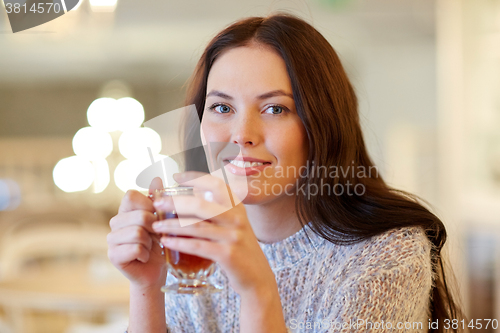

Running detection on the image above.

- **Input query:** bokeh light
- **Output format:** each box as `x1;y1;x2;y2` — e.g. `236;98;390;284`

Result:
0;179;21;211
53;156;94;193
115;97;145;131
87;98;118;132
114;159;145;192
58;88;153;193
118;127;161;159
72;126;113;160
113;155;177;192
91;159;110;193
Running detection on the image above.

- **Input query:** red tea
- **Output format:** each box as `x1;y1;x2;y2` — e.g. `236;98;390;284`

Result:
158;211;213;275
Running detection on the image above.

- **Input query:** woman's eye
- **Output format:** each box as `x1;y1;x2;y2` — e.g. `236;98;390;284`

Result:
265;105;285;114
215;105;231;113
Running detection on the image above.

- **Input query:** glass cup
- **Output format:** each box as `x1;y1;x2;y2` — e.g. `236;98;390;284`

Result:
152;186;222;294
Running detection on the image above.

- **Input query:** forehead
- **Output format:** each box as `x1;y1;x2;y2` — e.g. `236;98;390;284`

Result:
206;44;292;95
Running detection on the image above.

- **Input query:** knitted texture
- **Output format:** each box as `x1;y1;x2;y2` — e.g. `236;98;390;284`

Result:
164;225;433;333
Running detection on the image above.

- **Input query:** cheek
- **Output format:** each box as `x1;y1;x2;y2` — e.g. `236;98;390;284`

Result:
200;119;226;143
295;123;309;160
270;123;308;164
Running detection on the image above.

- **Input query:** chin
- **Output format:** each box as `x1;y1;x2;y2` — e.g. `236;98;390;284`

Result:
240;191;284;206
227;179;297;206
240;195;265;205
231;187;260;205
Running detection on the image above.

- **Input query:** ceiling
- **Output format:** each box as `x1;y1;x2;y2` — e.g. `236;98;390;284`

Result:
0;0;435;85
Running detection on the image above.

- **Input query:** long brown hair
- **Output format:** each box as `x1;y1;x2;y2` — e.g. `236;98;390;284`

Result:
184;13;464;332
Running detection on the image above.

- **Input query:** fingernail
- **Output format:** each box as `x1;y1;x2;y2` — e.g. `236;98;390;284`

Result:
152;221;163;229
204;191;214;202
153;198;166;206
173;172;188;180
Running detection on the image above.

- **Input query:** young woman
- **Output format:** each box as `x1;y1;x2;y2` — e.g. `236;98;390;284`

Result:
107;13;463;333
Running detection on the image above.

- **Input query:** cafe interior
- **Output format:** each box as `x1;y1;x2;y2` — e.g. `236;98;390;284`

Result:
1;0;500;332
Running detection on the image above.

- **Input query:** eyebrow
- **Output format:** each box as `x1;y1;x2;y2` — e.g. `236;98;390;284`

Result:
206;89;294;100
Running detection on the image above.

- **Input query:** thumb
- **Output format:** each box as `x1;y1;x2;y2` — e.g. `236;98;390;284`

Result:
149;177;164;195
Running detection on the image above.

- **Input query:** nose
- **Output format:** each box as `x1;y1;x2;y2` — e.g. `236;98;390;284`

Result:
230;111;261;147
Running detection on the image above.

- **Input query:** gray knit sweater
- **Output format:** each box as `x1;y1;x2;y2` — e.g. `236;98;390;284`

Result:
164;225;433;333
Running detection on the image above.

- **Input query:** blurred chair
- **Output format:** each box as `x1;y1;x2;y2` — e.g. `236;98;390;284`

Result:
64;312;129;333
0;210;109;279
0;208;128;333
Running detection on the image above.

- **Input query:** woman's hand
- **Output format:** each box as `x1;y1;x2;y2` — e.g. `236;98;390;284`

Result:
107;177;167;288
152;171;277;297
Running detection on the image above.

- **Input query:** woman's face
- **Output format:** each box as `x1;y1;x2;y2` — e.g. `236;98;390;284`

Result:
201;43;308;205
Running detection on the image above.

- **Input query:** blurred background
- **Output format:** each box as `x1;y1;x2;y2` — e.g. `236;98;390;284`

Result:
0;0;499;332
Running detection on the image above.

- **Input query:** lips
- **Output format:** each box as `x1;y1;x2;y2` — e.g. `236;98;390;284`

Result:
228;160;267;168
222;156;272;176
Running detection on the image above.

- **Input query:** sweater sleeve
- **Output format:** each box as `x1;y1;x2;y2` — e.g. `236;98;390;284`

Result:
323;227;434;333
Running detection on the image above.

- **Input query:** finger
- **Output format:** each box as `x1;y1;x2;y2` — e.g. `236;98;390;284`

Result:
154;216;209;228
152;220;229;241
107;226;153;251
118;190;155;214
173;172;233;206
149;177;164;195
160;236;224;262
151;236;164;256
108;243;150;264
173;171;207;183
153;195;231;225
109;210;157;233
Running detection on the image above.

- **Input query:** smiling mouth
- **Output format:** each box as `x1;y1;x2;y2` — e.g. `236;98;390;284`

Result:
225;160;272;168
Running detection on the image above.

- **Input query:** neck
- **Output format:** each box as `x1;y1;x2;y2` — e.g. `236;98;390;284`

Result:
244;194;303;243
